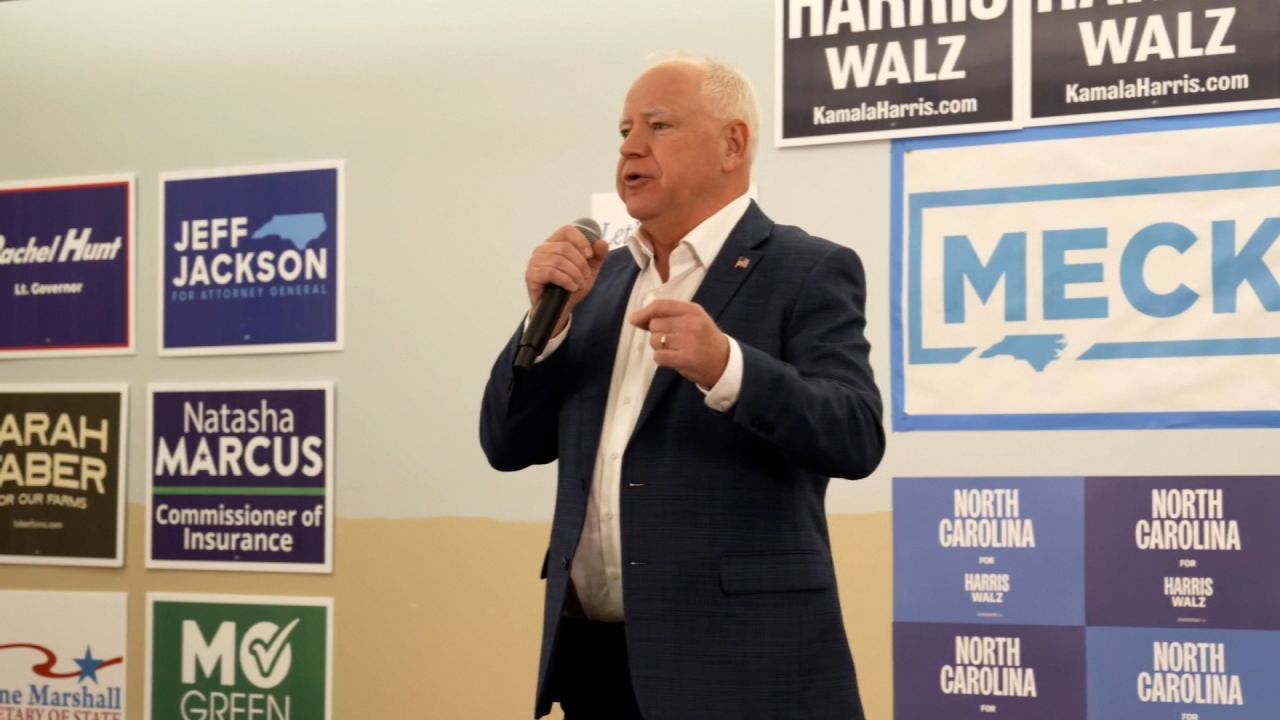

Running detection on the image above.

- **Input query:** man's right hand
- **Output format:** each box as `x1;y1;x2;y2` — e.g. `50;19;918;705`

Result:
525;225;610;336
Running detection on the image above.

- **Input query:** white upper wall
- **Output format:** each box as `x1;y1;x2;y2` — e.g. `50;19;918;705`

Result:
1;0;1269;520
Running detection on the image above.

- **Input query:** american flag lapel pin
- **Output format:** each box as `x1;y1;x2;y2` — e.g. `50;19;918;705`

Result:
734;256;751;270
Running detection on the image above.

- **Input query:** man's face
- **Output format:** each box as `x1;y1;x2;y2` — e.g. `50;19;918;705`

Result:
616;64;727;239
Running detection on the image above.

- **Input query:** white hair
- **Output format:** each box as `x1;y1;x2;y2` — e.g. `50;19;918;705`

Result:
648;54;760;164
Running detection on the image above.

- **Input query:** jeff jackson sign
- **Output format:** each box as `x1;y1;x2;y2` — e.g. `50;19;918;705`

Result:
159;162;343;355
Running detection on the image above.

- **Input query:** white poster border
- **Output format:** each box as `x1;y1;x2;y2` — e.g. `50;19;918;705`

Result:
1023;96;1280;129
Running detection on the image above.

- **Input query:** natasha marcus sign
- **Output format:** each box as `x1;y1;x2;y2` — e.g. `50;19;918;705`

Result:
146;383;334;573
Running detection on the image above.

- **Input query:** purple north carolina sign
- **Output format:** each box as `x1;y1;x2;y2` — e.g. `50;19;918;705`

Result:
895;622;1087;720
1086;476;1280;630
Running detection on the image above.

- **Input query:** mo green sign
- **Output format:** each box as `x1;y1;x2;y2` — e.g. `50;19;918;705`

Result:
148;594;332;720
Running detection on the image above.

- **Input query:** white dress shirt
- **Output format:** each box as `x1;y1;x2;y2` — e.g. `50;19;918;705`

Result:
539;193;751;621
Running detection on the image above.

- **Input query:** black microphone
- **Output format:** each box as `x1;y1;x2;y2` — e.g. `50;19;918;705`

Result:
514;218;602;371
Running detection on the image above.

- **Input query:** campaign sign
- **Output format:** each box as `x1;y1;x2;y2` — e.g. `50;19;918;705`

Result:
895;622;1086;720
146;593;332;720
0;590;127;719
147;383;334;573
893;110;1280;430
1087;626;1280;720
0;385;127;566
1030;0;1280;125
1087;476;1280;630
895;477;1084;625
591;192;640;250
776;0;1021;145
0;176;133;357
591;185;759;249
159;162;343;355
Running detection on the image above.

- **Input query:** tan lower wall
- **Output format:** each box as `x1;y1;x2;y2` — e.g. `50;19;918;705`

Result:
2;508;892;719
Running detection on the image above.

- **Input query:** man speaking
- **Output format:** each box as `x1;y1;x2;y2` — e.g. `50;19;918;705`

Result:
480;56;884;720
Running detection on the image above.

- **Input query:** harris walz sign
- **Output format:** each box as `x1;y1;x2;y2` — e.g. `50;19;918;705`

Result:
777;0;1019;144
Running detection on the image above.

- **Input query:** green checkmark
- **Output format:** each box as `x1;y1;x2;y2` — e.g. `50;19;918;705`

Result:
249;618;300;679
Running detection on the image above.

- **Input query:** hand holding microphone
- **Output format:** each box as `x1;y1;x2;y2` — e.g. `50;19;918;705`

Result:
515;218;608;370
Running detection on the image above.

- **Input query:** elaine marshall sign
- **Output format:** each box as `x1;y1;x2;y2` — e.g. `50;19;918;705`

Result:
0;175;134;358
1029;0;1280;126
0;590;127;719
159;162;344;356
776;0;1021;145
146;383;334;573
146;593;332;720
892;110;1280;430
0;385;128;567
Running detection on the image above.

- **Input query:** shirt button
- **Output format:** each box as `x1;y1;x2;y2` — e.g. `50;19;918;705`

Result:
610;452;620;462
622;396;632;405
604;511;615;521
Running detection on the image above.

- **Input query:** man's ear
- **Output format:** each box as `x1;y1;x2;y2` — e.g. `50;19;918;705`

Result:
721;120;750;172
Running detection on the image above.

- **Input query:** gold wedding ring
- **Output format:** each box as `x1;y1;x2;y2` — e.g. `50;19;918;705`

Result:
660;334;668;348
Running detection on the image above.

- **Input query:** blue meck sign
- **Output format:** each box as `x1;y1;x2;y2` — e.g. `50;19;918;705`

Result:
892;111;1280;430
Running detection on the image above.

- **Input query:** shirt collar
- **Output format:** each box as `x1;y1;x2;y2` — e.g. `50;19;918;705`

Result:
626;192;752;270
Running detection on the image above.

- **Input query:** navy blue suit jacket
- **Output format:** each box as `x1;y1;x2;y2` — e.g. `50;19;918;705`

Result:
481;203;884;719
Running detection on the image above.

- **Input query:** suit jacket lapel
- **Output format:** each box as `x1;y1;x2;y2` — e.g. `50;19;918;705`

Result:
632;202;773;435
574;255;638;472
